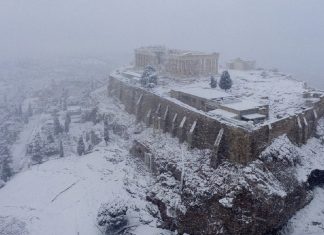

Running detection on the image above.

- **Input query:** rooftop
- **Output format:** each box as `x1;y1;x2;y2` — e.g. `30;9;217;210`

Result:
220;100;265;111
172;86;232;100
114;67;324;125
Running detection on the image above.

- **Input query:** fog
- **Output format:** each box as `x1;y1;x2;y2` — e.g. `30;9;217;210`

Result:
0;0;323;88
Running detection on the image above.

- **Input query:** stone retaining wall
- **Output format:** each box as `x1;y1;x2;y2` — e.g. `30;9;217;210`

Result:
108;75;324;164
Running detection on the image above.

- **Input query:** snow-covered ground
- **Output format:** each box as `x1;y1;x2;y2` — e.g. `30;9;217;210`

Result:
0;137;170;235
1;81;324;235
10;114;45;173
121;68;316;122
265;119;324;235
0;87;172;235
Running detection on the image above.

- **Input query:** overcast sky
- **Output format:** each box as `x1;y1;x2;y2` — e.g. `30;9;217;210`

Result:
0;0;323;87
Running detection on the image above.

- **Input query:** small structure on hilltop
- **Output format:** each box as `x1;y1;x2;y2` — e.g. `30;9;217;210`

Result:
170;86;269;124
134;46;219;77
227;58;256;71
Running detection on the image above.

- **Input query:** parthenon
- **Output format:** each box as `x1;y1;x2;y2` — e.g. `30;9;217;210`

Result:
135;46;219;77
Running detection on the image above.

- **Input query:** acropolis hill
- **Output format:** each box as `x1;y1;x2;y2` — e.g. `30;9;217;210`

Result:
108;46;324;165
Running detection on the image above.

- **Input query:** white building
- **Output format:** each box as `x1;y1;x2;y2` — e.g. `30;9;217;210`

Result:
227;58;256;71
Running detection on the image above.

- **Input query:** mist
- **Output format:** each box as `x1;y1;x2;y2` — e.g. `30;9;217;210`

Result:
0;0;324;88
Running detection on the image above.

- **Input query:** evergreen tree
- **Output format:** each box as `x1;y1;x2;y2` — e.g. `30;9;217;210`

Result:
16;104;23;117
85;132;90;143
64;113;71;132
77;136;85;156
27;103;33;117
47;134;54;143
97;198;128;233
210;76;217;88
0;147;13;182
23;114;29;124
59;140;64;158
140;65;158;87
53;115;62;135
62;98;67;111
31;133;43;164
89;107;99;124
219;71;233;91
91;130;101;146
104;120;109;145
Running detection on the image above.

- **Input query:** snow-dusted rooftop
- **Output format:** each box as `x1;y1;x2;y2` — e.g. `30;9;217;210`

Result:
220;100;265;111
172;86;232;100
114;68;324;124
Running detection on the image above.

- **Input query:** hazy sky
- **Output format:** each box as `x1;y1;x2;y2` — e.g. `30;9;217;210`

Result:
0;0;323;87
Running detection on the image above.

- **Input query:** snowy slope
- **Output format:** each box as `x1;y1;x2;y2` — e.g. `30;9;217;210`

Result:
10;114;46;173
1;83;323;235
0;142;170;235
265;119;324;235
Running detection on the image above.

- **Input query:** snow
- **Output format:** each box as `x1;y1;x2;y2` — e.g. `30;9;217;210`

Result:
219;197;233;208
284;188;324;235
0;87;172;235
0;144;169;235
2;68;324;235
242;113;267;120
121;68;318;123
220;100;264;111
261;118;324;235
172;86;232;100
10;114;45;172
208;109;238;119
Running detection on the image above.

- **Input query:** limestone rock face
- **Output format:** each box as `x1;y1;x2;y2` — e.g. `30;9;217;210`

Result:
175;183;308;235
143;144;311;235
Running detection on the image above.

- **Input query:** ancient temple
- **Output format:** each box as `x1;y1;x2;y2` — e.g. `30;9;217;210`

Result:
134;46;219;77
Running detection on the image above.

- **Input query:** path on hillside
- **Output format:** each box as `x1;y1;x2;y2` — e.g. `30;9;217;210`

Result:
10;114;43;173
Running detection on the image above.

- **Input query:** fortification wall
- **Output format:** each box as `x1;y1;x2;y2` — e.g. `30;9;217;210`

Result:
108;74;324;164
108;75;253;164
249;96;324;157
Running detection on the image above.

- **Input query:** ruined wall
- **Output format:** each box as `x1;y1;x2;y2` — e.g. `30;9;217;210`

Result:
108;75;324;164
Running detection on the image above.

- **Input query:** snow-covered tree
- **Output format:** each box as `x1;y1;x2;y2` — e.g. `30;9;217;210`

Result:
85;132;90;143
219;71;232;91
91;130;101;146
62;98;67;111
140;65;158;87
97;198;128;234
27;103;33;117
17;104;23;117
47;134;54;143
104;120;110;145
23;114;29;124
64;113;71;132
59;140;64;158
53;115;62;135
89;107;99;124
77;136;85;156
210;76;217;88
0;147;13;182
31;133;43;164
